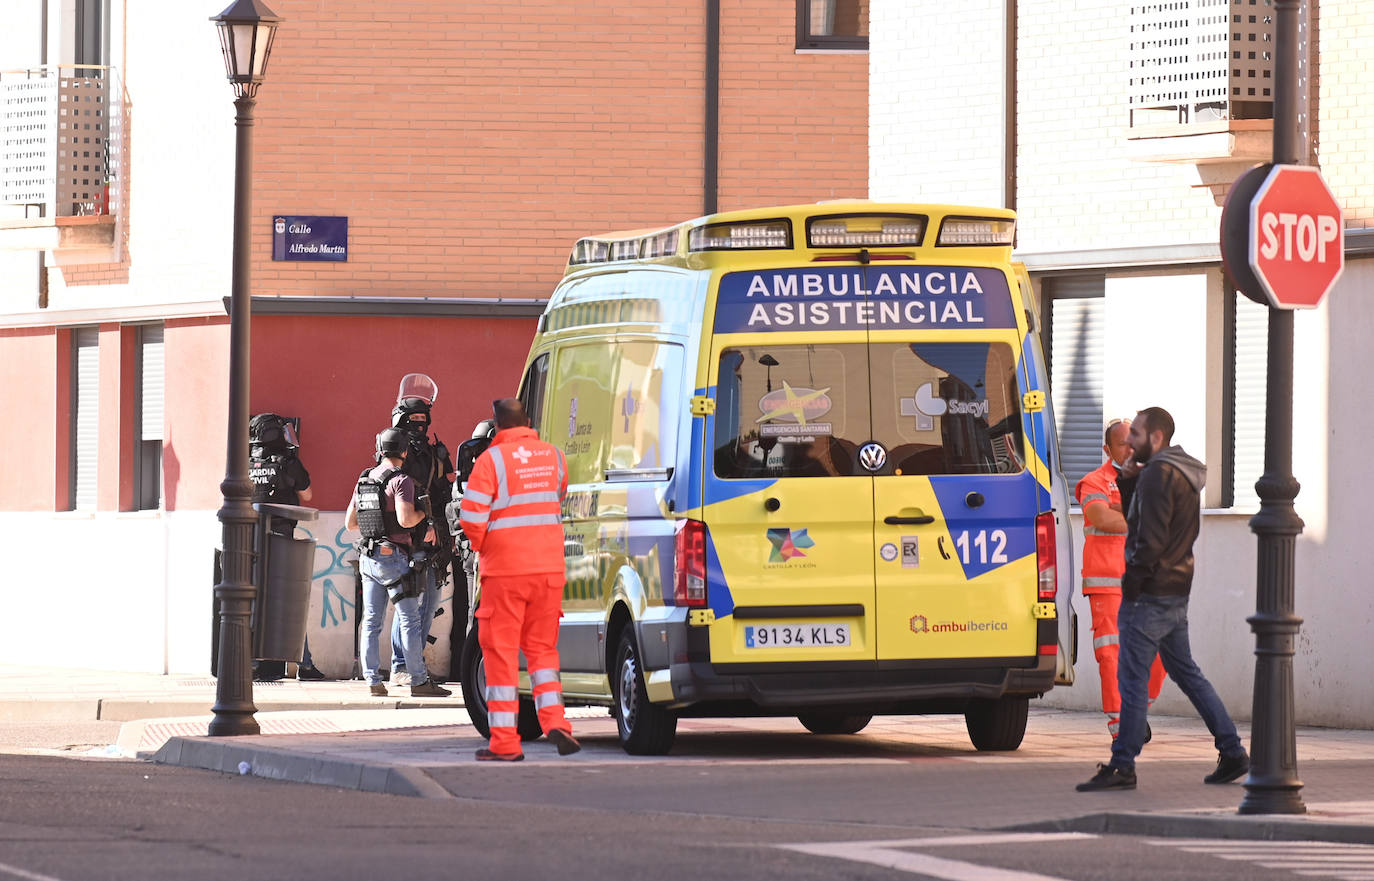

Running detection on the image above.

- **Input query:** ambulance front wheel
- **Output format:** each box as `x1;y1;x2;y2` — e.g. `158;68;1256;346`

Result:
457;619;542;742
964;695;1029;751
612;629;677;755
797;711;872;735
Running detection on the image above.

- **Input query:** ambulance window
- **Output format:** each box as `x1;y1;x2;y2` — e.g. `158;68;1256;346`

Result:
873;342;1025;476
549;345;614;484
519;353;549;433
609;341;682;471
713;344;866;479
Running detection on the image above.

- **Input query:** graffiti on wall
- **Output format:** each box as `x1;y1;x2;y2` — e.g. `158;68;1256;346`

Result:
294;512;458;680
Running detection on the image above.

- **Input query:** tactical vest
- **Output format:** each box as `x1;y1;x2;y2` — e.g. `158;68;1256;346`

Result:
356;467;404;541
250;455;285;503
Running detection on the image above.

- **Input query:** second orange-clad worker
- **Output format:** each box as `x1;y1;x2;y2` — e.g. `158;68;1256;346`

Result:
1077;417;1167;741
459;398;580;761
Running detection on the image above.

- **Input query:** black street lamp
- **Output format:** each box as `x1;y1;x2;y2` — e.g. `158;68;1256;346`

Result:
208;0;283;737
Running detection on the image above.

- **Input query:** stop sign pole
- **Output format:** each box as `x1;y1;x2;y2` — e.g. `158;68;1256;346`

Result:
1219;0;1344;816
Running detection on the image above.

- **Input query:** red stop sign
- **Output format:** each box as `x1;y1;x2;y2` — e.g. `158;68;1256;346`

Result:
1249;165;1344;309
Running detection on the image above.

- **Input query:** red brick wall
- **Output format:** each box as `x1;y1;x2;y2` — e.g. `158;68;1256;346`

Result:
718;0;868;209
250;0;867;302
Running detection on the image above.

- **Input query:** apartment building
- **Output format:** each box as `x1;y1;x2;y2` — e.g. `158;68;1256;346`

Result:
871;0;1372;726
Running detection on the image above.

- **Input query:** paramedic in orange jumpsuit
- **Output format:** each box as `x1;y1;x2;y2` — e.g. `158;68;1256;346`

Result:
1077;418;1167;740
459;398;580;761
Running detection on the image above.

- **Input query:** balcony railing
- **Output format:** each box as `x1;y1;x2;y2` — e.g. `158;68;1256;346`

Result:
1128;0;1275;128
0;64;123;221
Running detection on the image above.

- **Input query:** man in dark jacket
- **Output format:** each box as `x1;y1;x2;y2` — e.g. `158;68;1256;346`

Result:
1077;406;1249;792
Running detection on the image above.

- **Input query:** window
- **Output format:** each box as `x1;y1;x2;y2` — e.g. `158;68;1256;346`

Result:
71;327;100;510
608;341;682;473
518;353;549;433
1043;276;1106;491
797;0;869;51
134;324;164;510
712;342;1022;479
549;345;615;485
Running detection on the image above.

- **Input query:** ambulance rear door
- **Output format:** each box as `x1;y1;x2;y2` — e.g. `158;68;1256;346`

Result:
702;273;876;666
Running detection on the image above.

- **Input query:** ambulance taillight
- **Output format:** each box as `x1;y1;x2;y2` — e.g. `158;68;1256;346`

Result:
1035;511;1057;601
674;520;708;607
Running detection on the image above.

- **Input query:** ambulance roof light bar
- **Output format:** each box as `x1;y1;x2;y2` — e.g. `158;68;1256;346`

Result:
807;213;926;248
936;216;1016;246
687;219;791;252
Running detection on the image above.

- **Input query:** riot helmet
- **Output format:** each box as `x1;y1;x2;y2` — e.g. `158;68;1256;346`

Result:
250;413;298;453
393;373;438;437
376;427;409;459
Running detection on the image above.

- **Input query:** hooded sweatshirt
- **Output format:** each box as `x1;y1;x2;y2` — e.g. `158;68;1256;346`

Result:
1122;445;1207;600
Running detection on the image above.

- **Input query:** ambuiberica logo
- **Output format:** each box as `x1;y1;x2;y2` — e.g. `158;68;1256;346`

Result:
910;614;1009;635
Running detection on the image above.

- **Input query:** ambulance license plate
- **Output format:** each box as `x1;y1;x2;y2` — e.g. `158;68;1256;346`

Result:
743;623;850;648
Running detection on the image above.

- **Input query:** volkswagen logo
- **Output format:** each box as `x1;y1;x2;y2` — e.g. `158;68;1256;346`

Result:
858;442;887;472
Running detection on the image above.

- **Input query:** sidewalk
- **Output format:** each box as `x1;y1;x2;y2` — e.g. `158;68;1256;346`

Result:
5;665;1373;842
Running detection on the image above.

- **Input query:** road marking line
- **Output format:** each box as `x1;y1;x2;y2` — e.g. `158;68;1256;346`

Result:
0;861;72;881
1147;838;1374;881
779;833;1095;881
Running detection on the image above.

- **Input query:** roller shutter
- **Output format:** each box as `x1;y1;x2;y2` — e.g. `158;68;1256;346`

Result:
72;327;99;511
1046;275;1106;494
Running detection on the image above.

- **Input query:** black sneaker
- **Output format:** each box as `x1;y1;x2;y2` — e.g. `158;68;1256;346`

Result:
296;665;326;681
547;729;581;756
1204;751;1250;784
1076;763;1137;791
410;679;452;698
369;683;388;697
475;748;524;762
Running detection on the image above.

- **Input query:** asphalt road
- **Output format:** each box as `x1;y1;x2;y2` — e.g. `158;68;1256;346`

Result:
3;732;1373;881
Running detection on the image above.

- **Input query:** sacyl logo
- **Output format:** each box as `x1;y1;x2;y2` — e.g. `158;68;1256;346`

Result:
899;381;989;431
512;445;533;464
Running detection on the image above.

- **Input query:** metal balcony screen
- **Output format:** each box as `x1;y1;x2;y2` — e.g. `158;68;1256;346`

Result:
1128;0;1275;127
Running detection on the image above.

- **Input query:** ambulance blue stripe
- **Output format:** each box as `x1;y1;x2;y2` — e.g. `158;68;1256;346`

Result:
1020;333;1054;512
928;471;1038;581
704;524;734;618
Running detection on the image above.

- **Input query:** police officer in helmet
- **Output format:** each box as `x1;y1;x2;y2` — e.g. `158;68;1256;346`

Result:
387;374;457;685
248;413;326;681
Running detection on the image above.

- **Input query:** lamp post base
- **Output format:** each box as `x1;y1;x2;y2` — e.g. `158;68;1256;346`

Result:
1239;785;1307;815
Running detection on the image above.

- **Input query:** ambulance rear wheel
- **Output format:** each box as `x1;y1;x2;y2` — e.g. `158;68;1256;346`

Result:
612;629;677;755
797;711;872;735
458;620;542;742
964;696;1028;751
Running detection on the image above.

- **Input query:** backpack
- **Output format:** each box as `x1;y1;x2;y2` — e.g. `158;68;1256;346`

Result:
355;466;403;541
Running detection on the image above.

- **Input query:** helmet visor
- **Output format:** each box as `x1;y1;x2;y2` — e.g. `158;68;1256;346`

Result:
397;373;438;406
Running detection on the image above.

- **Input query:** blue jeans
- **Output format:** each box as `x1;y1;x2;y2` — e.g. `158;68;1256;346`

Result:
1111;593;1244;771
390;564;438;674
359;548;429;687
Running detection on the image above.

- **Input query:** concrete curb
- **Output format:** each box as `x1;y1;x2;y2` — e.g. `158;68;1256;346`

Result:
0;697;462;723
1010;811;1374;844
151;736;453;800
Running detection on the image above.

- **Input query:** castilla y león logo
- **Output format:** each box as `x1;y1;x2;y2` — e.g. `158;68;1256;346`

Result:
766;527;815;562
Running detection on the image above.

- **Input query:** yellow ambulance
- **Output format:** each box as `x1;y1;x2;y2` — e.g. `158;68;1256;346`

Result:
457;201;1077;755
